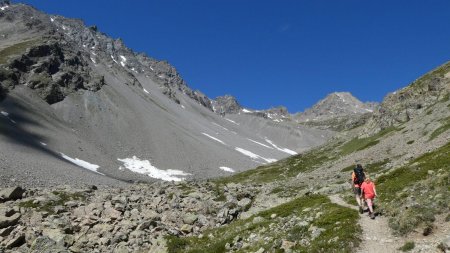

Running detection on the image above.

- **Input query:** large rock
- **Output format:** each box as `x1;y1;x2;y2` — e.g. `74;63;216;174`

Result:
29;236;70;253
0;187;25;202
0;210;21;229
182;213;198;225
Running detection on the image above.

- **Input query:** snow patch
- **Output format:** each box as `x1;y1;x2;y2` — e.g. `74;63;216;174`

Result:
60;153;103;175
212;122;229;131
90;57;96;64
202;133;226;145
1;111;9;117
264;139;297;155
225;118;239;125
247;138;273;149
219;167;235;173
143;88;149;94
235;147;277;164
117;156;190;181
50;17;54;22
181;105;185;109
40;142;47;146
242;109;252;113
0;5;9;11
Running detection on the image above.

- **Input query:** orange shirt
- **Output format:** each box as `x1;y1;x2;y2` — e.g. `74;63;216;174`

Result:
360;181;376;199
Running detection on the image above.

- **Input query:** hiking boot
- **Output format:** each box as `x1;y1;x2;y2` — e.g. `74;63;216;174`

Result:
370;213;375;219
359;206;363;214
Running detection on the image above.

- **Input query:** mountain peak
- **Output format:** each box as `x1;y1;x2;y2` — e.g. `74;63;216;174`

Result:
296;92;377;124
212;95;242;115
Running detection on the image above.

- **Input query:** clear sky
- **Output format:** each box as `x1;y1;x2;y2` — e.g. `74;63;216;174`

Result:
17;0;450;113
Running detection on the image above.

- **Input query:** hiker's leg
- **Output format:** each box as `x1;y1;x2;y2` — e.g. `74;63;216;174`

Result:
354;187;362;206
366;198;374;213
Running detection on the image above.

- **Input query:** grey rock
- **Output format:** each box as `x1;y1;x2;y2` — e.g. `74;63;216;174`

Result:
5;232;25;249
0;212;21;229
0;187;25;202
182;213;198;225
180;224;193;234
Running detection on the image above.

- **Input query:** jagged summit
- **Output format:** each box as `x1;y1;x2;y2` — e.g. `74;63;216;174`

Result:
212;95;242;115
296;92;377;122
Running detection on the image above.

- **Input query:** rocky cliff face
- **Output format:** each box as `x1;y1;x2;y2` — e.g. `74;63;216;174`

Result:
362;62;450;136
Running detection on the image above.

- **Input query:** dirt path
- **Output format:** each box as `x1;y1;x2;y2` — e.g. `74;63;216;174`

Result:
329;195;404;253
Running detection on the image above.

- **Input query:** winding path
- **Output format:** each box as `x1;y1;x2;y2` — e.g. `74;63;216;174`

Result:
329;195;404;253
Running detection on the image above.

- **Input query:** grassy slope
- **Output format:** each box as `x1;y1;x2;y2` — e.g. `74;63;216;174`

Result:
167;195;360;253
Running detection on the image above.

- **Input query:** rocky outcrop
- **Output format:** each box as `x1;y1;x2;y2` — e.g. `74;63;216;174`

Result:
212;95;242;115
363;62;450;136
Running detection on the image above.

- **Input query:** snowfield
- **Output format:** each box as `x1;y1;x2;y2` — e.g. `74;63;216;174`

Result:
118;156;190;181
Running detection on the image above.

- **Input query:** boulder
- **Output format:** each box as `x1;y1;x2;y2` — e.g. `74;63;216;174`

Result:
0;211;21;229
182;213;198;225
0;187;25;202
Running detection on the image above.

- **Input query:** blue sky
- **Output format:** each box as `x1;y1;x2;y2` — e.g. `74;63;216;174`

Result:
17;0;450;112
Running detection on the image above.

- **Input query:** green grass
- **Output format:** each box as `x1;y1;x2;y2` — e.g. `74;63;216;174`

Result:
340;159;390;174
410;61;450;90
214;142;339;184
376;142;450;234
398;241;415;252
18;190;86;214
428;116;450;141
339;127;397;156
167;195;360;253
0;39;41;64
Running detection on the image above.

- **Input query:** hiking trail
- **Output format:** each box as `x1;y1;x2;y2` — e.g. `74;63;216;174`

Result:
329;195;405;253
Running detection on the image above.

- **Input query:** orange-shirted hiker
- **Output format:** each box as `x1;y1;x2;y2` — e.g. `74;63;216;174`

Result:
351;164;366;213
360;176;377;219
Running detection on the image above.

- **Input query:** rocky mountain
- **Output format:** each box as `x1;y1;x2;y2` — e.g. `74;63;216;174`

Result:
0;3;332;187
1;2;449;253
293;92;378;130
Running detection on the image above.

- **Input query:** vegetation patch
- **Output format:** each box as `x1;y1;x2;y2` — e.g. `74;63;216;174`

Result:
376;142;450;235
167;195;360;253
428;116;450;141
339;127;397;156
398;241;415;252
0;38;41;64
18;191;86;214
215;142;339;184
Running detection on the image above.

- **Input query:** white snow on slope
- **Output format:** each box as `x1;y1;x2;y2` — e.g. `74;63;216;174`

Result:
117;156;190;181
264;139;297;155
225;118;239;125
219;167;235;173
119;55;127;67
235;147;277;164
1;5;9;11
40;142;47;146
90;57;96;64
242;109;252;113
212;122;229;131
50;17;54;22
202;133;226;145
1;111;9;116
60;153;104;175
247;138;273;149
181;105;185;109
143;88;149;94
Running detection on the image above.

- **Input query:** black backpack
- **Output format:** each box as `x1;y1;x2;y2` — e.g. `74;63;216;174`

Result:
353;166;365;185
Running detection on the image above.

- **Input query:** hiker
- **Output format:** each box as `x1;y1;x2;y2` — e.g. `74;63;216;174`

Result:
360;176;377;219
351;164;365;213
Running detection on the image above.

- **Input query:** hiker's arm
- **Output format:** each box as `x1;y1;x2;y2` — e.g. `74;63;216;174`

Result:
374;185;377;196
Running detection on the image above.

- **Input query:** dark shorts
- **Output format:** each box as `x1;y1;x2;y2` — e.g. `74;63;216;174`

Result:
353;186;361;195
